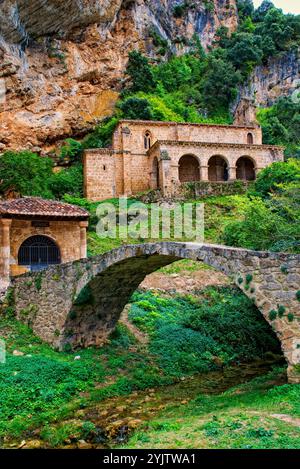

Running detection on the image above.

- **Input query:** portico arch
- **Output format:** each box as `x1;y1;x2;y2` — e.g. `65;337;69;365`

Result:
178;155;200;182
208;155;228;182
151;157;159;189
236;156;256;181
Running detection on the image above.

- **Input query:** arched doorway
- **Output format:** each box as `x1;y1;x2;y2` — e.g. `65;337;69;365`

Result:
236;157;256;181
18;235;61;272
151;157;159;189
208;155;228;182
178;155;200;183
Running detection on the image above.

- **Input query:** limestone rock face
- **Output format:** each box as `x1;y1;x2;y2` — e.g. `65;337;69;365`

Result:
234;48;300;110
0;0;238;151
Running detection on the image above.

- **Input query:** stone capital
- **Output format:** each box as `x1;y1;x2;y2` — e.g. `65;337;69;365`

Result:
0;218;12;227
79;221;89;228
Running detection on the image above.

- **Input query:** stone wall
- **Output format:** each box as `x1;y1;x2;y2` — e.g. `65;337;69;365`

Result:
84;120;283;201
11;242;300;383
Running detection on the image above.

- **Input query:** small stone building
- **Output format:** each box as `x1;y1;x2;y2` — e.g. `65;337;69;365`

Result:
0;197;89;290
84;119;285;201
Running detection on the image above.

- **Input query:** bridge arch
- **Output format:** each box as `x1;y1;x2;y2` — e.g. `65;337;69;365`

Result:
11;242;300;383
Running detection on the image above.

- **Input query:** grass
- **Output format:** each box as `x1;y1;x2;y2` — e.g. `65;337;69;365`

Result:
123;368;300;449
0;285;283;446
86;194;252;257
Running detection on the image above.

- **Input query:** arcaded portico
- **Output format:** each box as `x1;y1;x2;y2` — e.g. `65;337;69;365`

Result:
84;120;284;201
0;197;89;291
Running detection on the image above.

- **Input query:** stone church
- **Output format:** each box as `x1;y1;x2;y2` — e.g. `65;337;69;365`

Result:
84;119;285;201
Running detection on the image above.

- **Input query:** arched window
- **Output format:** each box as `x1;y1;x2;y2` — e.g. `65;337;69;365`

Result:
208;155;228;182
144;131;151;150
247;133;254;145
18;235;61;271
178;155;200;182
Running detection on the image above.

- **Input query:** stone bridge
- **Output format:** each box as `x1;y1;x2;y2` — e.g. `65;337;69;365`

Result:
10;242;300;383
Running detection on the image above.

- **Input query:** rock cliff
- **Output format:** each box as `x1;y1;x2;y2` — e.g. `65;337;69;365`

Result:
234;48;300;114
0;1;299;152
0;0;238;151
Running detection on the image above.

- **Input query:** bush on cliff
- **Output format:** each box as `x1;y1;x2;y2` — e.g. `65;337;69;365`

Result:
0;151;53;198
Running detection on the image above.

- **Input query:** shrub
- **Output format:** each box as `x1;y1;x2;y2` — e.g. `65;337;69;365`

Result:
49;164;83;199
129;287;281;377
118;97;153;120
0;151;53;198
82;117;119;149
253;159;300;198
59;138;83;162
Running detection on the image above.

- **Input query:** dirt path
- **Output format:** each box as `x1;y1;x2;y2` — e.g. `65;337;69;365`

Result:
140;268;229;294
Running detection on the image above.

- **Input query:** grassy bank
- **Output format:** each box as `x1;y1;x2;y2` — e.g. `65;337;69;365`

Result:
0;285;282;447
123;367;300;449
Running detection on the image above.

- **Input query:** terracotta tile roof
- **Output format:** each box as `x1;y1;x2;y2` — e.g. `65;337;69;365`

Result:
0;197;89;219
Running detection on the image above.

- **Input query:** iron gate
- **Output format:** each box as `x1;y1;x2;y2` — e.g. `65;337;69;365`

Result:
18;235;61;271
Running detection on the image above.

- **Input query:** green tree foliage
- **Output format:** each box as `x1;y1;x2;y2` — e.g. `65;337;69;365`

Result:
48;164;83;199
0;151;84;200
223;183;300;253
253;159;300;198
257;97;300;158
82;116;119;149
200;52;241;115
0;151;53;197
237;0;255;20
226;32;263;76
125;50;156;93
118;97;153;120
59;138;83;163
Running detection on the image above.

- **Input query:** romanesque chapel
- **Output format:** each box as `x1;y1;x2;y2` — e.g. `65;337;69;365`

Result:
84;119;284;201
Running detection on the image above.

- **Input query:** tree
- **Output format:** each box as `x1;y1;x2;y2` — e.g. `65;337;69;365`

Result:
226;32;263;75
254;159;300;198
236;0;255;20
125;51;156;93
118;97;153;120
201;53;241;114
0;151;53;198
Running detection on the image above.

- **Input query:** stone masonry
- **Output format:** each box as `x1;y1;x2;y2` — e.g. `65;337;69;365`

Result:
11;242;300;383
84;120;284;200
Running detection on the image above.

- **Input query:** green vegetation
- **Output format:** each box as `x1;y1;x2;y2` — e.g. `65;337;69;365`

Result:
0;284;282;445
123;368;300;449
129;288;280;377
253;159;300;198
221;160;300;253
257;97;300;159
0;151;83;199
0;151;53;198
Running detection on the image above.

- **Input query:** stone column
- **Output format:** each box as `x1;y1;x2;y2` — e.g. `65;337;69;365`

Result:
1;218;12;284
228;166;237;181
79;221;88;259
159;153;172;197
200;165;209;181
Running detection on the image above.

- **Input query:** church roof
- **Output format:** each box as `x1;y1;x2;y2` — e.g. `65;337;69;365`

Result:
0;197;89;220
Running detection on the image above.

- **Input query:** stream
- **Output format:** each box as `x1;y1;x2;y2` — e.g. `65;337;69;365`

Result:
68;358;286;448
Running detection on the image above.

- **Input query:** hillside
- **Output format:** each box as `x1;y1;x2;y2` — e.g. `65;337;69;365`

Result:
0;0;299;152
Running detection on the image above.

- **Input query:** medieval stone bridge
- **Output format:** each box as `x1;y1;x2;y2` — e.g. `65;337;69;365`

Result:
11;242;300;383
